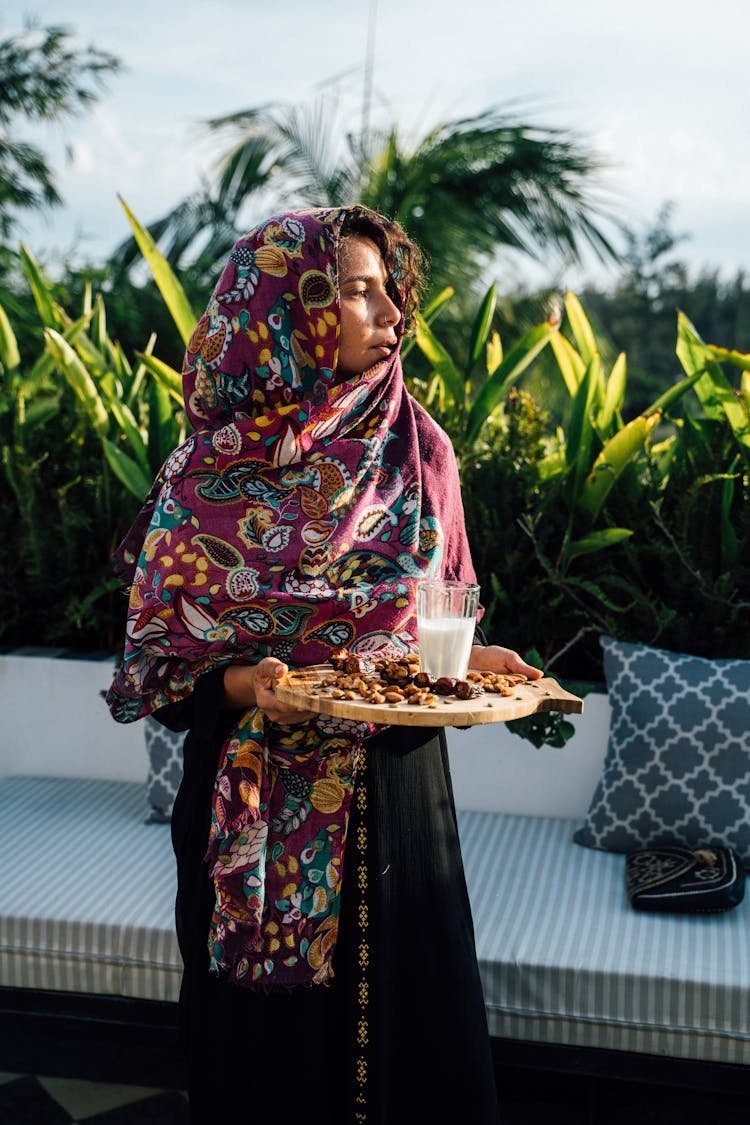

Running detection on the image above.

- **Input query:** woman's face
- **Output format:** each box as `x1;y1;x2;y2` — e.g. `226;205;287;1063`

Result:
336;235;401;378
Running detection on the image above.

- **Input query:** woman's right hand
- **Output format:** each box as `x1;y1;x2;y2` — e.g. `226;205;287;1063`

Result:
222;658;316;724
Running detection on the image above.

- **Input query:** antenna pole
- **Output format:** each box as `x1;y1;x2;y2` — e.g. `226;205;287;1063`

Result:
362;0;378;152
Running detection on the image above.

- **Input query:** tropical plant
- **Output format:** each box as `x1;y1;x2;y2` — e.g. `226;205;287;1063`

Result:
0;21;120;245
410;282;559;469
110;91;619;308
456;293;749;689
0;207;188;649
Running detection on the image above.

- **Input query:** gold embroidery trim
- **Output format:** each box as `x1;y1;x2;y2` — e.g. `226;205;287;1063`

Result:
354;745;369;1122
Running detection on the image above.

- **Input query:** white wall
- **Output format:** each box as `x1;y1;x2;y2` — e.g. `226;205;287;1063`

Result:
446;693;610;818
0;651;146;783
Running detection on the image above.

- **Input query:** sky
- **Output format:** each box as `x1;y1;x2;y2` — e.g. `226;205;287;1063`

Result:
3;0;748;293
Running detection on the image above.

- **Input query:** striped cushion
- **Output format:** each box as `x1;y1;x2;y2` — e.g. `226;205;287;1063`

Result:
458;810;750;1066
0;777;182;1001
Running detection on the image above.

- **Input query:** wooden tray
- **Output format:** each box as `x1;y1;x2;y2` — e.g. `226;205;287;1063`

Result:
276;665;583;727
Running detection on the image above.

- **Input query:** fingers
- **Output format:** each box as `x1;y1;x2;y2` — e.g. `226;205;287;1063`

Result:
469;644;544;680
254;658;316;724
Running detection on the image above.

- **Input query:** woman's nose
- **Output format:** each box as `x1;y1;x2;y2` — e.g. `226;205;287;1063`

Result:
379;295;401;328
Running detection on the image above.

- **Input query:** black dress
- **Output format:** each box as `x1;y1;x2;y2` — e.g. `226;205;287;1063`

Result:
162;670;500;1124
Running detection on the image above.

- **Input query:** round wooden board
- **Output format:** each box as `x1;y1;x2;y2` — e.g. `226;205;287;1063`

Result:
275;665;583;727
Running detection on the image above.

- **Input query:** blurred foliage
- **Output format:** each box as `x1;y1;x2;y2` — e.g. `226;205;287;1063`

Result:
0;221;187;650
456;298;750;683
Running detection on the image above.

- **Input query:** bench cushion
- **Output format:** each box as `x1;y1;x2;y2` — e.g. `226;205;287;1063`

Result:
458;810;750;1066
0;777;182;1002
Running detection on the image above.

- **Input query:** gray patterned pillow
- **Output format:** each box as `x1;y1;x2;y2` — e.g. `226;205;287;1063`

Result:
144;716;185;823
574;637;750;868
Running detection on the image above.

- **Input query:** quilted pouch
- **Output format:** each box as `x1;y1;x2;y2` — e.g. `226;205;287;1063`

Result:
625;845;745;914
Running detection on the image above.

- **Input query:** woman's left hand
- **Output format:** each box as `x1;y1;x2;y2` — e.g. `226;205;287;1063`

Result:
468;644;544;681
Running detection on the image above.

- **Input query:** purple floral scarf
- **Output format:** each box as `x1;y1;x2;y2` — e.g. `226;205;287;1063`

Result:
107;208;477;988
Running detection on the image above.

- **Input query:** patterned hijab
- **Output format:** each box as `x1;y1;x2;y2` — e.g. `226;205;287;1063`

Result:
107;207;476;988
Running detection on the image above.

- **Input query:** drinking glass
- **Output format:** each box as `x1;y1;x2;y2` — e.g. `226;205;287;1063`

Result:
416;579;480;681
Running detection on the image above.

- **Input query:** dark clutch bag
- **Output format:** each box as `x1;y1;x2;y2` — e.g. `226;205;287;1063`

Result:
625;845;745;914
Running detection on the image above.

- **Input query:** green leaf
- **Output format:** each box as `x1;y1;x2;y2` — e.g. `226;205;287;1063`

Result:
549;330;586;396
486;330;503;376
421;286;454;322
414;313;464;405
677;314;750;457
19;244;66;329
598;351;626;432
566;527;634;562
118;195;197;346
577;411;661;521
561;354;601;513
148;377;179;471
564;291;597;365
102;438;152;499
464;320;557;450
647;371;703;415
107;397;150;476
466;284;496;375
43;328;110;434
136;351;184;405
708;343;750;372
0;303;20;371
401;287;453;360
676;311;724;421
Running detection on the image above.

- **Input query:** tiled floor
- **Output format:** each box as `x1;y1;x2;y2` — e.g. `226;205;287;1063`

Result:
3;1067;750;1123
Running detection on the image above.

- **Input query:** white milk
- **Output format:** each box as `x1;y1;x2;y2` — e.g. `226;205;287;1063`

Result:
417;616;476;680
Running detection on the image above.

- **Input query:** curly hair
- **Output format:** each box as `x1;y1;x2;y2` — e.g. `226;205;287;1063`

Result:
339;205;427;333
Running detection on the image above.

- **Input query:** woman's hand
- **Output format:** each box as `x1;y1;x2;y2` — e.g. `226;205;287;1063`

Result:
222;658;316;724
468;644;544;681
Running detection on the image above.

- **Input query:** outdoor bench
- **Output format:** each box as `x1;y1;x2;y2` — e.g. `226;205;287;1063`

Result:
0;649;748;1096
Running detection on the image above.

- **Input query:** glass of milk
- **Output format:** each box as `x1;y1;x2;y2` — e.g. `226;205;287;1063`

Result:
416;580;480;681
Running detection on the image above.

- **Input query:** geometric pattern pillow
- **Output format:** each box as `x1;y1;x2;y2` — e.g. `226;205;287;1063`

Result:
573;637;750;868
144;716;185;823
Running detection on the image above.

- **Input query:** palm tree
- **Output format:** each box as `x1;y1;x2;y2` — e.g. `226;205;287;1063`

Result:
0;21;121;243
111;90;619;302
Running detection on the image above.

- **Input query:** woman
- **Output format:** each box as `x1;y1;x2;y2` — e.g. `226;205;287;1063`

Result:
107;205;540;1123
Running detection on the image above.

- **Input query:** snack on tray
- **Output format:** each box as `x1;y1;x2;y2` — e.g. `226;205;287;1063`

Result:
320;649;527;708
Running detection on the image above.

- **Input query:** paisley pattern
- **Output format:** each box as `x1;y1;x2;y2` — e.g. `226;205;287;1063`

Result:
106;207;476;989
